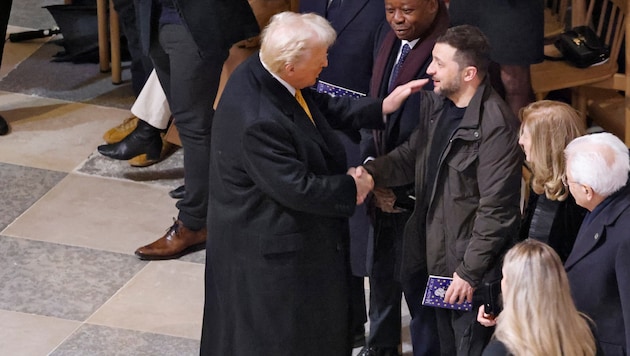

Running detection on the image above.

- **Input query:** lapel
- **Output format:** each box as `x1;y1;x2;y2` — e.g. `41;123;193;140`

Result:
564;187;630;269
251;58;332;156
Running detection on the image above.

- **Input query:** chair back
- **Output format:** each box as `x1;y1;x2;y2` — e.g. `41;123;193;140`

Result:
584;0;627;65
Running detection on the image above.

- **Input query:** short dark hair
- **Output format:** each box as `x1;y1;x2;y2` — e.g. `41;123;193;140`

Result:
436;25;491;78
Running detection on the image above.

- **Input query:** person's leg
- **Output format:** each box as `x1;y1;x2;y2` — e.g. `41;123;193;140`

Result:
365;214;403;353
0;0;13;136
111;0;152;95
402;269;441;356
451;293;493;356
134;23;227;260
500;64;534;117
152;23;226;231
131;69;171;130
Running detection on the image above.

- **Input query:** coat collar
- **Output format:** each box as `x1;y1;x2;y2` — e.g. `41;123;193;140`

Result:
250;56;330;153
565;182;630;269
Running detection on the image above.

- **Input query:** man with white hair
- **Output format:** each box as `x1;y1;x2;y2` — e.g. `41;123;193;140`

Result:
563;132;630;356
200;11;424;356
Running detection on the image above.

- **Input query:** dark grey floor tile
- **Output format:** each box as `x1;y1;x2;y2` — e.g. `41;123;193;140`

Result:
0;236;146;321
50;324;199;356
0;162;66;230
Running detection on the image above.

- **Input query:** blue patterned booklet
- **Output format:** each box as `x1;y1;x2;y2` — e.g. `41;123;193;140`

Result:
316;80;366;98
422;275;473;311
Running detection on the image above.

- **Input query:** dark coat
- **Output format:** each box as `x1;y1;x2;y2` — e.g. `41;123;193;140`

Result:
300;0;386;276
135;0;259;57
202;54;384;356
520;189;587;262
566;182;630;356
365;79;523;287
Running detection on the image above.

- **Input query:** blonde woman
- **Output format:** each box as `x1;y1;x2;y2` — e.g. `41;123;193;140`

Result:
518;100;587;261
478;239;598;356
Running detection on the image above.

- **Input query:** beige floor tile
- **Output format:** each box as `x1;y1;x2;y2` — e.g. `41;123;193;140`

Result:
3;173;178;254
0;309;81;356
87;260;204;339
0;26;47;80
0;91;129;172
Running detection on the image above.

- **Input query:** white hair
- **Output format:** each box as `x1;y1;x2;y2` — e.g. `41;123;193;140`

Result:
564;132;630;196
260;11;336;74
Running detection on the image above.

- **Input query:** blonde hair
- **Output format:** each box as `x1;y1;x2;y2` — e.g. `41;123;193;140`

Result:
519;100;586;201
495;239;596;356
260;11;336;74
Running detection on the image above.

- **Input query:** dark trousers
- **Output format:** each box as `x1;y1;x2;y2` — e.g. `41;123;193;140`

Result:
401;269;440;356
0;0;11;62
367;211;407;348
433;291;493;356
149;23;227;230
111;0;152;95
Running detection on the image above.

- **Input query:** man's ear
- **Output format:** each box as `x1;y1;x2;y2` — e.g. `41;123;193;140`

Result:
583;184;594;201
462;66;477;82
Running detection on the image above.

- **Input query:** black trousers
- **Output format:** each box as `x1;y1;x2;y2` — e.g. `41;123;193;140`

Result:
149;23;227;230
0;0;12;63
367;211;407;348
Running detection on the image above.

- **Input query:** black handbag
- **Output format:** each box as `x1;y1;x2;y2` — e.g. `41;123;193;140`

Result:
554;26;610;68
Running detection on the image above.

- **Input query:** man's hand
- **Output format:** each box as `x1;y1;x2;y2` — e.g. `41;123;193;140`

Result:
444;272;474;305
382;78;429;115
373;187;403;213
347;166;374;205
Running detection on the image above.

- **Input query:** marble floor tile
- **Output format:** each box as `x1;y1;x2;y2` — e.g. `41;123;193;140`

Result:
88;260;204;339
0;235;146;321
0;92;130;172
0;162;66;231
49;324;200;356
0;309;81;356
3;173;179;255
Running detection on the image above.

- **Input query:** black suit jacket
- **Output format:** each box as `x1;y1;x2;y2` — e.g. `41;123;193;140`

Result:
135;0;259;57
203;54;384;355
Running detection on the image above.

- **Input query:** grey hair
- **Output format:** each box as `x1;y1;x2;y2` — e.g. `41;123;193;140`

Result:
564;132;630;196
260;11;336;74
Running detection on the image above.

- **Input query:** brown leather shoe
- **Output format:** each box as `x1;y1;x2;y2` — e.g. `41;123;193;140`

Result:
135;220;206;260
103;116;139;144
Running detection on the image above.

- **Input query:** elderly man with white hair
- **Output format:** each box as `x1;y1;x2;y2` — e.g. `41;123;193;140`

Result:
563;132;630;356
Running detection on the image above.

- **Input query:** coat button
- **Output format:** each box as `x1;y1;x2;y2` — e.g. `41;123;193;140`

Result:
474;131;480;138
594;233;599;240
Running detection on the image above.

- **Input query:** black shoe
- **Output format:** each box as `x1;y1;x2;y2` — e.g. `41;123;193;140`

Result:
169;185;186;199
97;120;161;160
357;346;400;356
0;114;9;135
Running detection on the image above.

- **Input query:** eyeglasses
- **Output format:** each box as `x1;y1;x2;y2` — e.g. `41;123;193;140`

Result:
561;175;578;187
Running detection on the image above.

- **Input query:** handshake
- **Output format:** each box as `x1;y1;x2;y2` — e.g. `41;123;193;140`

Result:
346;166;373;205
346;166;410;212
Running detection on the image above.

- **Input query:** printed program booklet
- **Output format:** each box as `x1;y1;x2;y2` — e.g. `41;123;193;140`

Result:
422;275;473;311
316;80;366;98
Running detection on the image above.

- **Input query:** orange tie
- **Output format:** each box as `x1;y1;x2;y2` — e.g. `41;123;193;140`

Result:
295;89;316;126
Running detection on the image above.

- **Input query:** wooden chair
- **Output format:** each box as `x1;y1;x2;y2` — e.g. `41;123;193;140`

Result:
531;0;627;117
544;0;569;39
584;0;630;147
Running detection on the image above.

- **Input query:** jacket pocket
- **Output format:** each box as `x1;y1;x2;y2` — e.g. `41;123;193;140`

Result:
446;147;478;199
259;232;304;256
